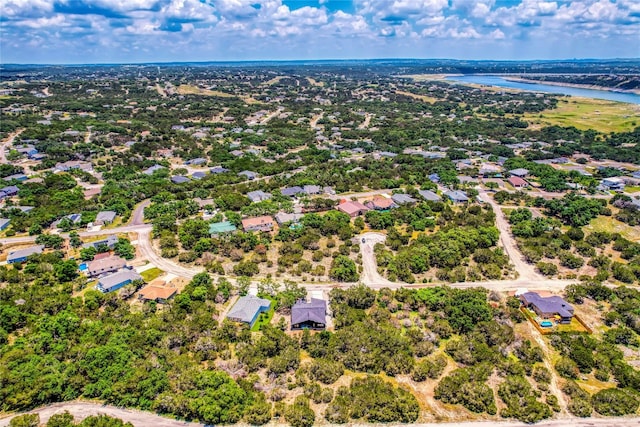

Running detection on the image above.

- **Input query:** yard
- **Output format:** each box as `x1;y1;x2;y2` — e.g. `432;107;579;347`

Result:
140;267;164;282
251;296;276;332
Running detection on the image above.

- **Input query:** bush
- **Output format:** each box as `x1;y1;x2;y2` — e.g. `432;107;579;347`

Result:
591;388;639;416
9;414;40;427
285;396;315;427
435;365;497;415
536;262;558;276
568;397;593;417
555;357;579;379
308;359;344;385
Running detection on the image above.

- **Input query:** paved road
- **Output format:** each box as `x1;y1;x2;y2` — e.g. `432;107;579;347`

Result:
136;228;202;279
1;402;639;427
129;200;151;226
0;128;24;163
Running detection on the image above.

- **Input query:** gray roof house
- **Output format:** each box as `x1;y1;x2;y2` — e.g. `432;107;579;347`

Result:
303;185;322;195
191;171;207;180
7;245;44;264
418;190;441;202
210;166;230;174
444;190;469;203
87;256;126;277
83;235;118;250
519;292;574;324
0;218;10;231
281;186;304;197
185;157;207;166
274;212;304;225
171;175;191;184
95;211;117;225
96;269;142;293
238;170;257;180
143;164;165;175
247;190;272;203
0;186;20;199
291;298;327;330
226;295;272;327
509;168;530;178
391;194;417;205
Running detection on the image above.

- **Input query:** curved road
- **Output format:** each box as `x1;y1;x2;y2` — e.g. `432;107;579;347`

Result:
0;128;24;163
1;402;639;427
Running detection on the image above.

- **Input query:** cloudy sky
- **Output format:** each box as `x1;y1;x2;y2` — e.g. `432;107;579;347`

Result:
1;0;639;64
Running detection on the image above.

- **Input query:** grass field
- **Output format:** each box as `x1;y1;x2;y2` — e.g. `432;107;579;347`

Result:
140;267;164;282
394;90;438;103
177;84;236;97
584;216;640;242
524;98;640;133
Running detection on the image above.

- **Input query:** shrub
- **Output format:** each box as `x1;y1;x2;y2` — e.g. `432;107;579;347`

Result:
591;388;639;416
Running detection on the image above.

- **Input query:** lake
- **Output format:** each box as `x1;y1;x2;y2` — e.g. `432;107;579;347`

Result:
446;75;640;105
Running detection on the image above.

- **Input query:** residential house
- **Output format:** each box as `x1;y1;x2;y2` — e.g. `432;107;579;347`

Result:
0;186;19;199
238;170;257;180
0;218;10;231
96;269;142;293
226;295;272;328
508;176;528;188
83;187;102;199
519;292;574;324
428;173;440;183
143;164;165;175
87;256;126;277
95;211;117;225
444;190;469;203
366;196;397;210
209;221;237;236
274;212;304;225
82;235;118;250
242;216;274;232
55;161;93;173
138;285;177;303
171;176;190;184
3;174;27;182
7;245;44;264
418;190;441;202
601;177;625;191
303;185;322;195
185;158;207;166
191;171;207;180
247;190;272;203
391;194;417;205
509;168;529;178
210;166;229;174
337;201;370;217
281;186;304;197
291;298;327;330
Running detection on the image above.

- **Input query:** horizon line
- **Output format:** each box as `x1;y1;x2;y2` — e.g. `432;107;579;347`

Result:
2;57;640;67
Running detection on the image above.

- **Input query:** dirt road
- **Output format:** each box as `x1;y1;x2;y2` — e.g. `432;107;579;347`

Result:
1;401;638;427
0;128;24;163
360;232;395;286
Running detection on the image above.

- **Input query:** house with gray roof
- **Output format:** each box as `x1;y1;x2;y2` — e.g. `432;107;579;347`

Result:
185;157;207;166
143;164;165;175
210;166;229;174
418;190;441;202
291;298;327;330
82;235;118;250
96;269;142;293
519;292;574;324
303;185;322;195
191;171;207;180
281;186;304;197
0;218;10;231
509;168;530;178
238;170;257;180
391;194;417;205
0;186;19;199
247;190;272;203
226;295;271;327
171;175;190;184
7;245;44;264
444;190;469;203
274;212;304;225
95;211;117;225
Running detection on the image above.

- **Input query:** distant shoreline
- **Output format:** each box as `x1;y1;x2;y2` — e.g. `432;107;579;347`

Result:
503;76;640;96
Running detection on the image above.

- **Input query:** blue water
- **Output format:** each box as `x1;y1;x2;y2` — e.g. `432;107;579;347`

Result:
446;75;640;104
78;263;88;271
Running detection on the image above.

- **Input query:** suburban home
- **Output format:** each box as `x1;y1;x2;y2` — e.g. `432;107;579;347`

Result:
0;186;19;199
444;190;469;203
55;161;93;173
83;188;102;199
519;291;574;324
428;173;440;183
508;176;528;188
138;285;177;303
0;218;10;231
82;235;118;250
191;171;207;180
3;174;28;182
418;190;441;202
275;212;304;225
87;256;126;277
509;168;529;178
226;295;272;328
281;186;304;197
7;245;44;264
185;157;206;166
242;216;274;232
247;190;272;203
171;175;190;184
238;170;257;180
303;185;322;195
210;166;230;174
391;194;417;205
95;211;117;225
337;201;370;217
601;177;625;191
291;298;327;330
96;269;142;293
142;164;165;175
209;221;237;236
366;196;397;210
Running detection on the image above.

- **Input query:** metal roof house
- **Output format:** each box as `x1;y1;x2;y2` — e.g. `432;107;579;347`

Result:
519;292;574;324
82;235;118;250
291;298;327;330
0;218;10;231
444;190;469;203
247;190;272;203
418;190;441;202
7;245;44;264
171;175;191;184
274;212;304;225
226;295;271;327
391;194;417;205
281;186;304;197
96;269;142;293
238;170;257;180
210;166;230;174
142;164;165;175
95;211;117;225
509;168;529;178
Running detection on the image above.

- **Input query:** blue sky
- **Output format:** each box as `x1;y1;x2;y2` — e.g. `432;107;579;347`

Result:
1;0;639;64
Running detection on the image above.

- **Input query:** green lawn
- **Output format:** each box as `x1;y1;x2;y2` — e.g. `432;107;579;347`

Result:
251;297;276;331
140;267;163;282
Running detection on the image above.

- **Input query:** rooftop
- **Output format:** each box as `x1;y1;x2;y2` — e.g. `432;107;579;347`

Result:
227;295;271;324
